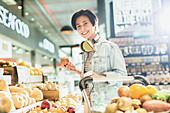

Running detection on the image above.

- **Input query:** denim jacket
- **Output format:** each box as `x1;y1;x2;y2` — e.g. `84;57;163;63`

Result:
81;37;127;106
81;37;127;78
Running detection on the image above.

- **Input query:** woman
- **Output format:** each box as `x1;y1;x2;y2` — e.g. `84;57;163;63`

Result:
60;9;127;113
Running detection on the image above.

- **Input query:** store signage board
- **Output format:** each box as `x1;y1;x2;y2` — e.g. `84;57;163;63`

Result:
16;66;26;84
0;38;12;58
16;66;30;83
39;38;55;54
0;6;30;38
113;0;154;37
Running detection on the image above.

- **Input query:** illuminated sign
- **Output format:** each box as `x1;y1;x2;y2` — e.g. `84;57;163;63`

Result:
39;38;55;53
0;6;30;38
113;0;153;37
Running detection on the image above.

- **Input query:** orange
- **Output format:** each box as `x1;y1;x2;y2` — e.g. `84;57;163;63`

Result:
129;84;148;99
146;85;157;95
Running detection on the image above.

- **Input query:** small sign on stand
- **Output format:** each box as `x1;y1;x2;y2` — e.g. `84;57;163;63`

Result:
16;66;26;84
0;68;4;79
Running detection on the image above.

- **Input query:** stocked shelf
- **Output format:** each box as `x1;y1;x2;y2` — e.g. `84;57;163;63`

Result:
3;66;43;85
110;36;170;84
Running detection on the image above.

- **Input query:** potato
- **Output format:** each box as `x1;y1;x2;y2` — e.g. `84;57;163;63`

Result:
104;103;117;113
117;97;132;111
140;94;152;104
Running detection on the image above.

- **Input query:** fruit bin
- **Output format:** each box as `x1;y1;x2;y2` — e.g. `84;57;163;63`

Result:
27;93;83;113
79;75;152;113
42;90;59;101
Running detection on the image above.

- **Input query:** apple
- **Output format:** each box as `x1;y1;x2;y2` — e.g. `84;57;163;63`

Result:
52;103;58;108
41;100;52;109
67;106;76;113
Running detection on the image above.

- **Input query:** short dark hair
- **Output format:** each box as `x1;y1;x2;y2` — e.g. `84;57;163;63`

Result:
71;9;98;30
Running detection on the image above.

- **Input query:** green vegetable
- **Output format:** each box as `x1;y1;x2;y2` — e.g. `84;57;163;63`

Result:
151;91;170;102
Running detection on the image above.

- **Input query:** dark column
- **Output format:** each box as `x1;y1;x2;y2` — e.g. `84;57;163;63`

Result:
53;58;57;74
31;50;36;67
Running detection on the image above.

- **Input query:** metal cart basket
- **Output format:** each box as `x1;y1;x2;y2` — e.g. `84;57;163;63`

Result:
79;75;150;113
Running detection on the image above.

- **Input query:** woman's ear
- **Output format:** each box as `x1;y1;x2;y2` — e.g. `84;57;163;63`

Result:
94;20;99;31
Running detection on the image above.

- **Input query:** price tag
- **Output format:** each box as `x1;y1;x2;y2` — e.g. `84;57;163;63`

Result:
156;62;160;64
16;66;26;84
132;63;135;66
0;68;4;79
142;63;145;65
25;68;30;83
137;63;140;65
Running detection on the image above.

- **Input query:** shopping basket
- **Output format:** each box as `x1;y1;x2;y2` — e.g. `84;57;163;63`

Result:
79;75;150;113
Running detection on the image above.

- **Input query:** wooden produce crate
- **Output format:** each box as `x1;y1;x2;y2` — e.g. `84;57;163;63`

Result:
42;90;59;101
3;67;17;85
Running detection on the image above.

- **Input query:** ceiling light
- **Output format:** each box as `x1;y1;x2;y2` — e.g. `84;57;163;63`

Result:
18;6;22;9
2;0;17;5
60;26;73;34
16;48;24;54
43;55;48;59
31;18;35;21
50;58;53;61
25;50;29;54
13;46;18;50
40;25;43;28
45;30;48;33
25;12;29;16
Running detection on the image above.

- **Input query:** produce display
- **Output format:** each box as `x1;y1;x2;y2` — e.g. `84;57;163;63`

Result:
0;79;43;112
17;61;42;75
35;81;60;101
104;84;170;113
29;94;82;113
36;81;59;91
0;60;43;76
0;61;14;67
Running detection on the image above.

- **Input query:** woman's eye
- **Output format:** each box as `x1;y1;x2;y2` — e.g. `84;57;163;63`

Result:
77;26;81;28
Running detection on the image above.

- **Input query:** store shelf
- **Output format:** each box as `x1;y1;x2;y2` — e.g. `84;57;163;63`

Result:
126;62;169;66
29;75;43;83
124;53;168;57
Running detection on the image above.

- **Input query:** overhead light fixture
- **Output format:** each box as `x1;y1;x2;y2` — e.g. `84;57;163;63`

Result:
31;18;35;21
25;12;29;16
18;6;22;9
12;46;18;50
45;30;48;33
50;58;53;61
43;55;48;59
2;0;17;5
40;25;43;28
60;26;73;34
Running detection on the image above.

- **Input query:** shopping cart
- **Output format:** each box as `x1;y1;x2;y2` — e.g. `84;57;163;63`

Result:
79;75;150;113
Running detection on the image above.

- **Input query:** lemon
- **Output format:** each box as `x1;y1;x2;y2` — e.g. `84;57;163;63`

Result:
130;84;148;99
146;85;157;95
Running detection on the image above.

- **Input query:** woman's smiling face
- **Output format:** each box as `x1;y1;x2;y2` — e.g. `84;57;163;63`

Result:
76;15;96;40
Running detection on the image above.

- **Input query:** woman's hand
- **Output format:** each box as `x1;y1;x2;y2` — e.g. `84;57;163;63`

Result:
90;72;105;78
61;62;76;72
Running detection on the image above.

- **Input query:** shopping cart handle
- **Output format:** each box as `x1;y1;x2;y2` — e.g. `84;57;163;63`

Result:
79;76;93;91
134;75;150;86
